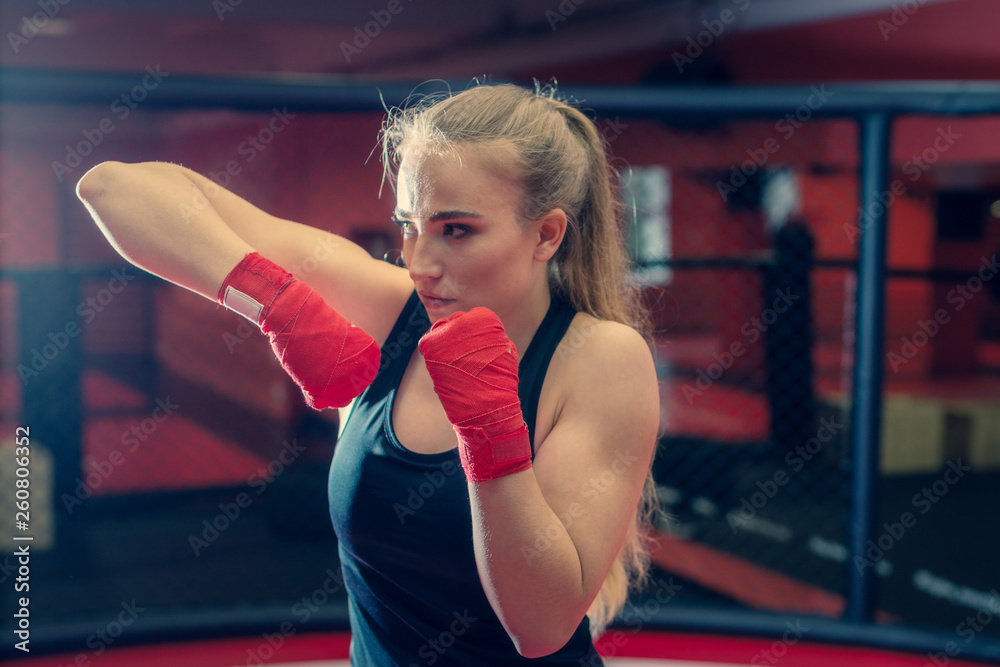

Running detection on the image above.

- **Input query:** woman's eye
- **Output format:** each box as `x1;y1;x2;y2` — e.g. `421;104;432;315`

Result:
444;224;470;239
393;218;469;239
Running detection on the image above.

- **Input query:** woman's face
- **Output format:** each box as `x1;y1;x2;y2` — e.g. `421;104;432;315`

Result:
394;145;543;324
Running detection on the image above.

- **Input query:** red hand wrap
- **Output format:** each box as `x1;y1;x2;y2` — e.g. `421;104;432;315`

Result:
218;252;380;410
418;308;531;482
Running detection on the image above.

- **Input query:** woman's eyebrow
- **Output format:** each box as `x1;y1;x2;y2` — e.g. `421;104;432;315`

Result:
393;209;483;223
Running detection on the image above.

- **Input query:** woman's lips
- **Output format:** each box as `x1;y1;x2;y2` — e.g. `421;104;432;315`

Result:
419;292;455;310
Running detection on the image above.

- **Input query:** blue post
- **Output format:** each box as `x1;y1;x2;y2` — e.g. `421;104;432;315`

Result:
845;112;891;622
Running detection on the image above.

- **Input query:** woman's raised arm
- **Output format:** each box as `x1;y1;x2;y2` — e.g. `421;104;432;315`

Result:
77;160;253;299
76;160;412;344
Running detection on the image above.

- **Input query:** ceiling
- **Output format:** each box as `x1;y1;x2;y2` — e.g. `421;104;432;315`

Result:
1;0;995;85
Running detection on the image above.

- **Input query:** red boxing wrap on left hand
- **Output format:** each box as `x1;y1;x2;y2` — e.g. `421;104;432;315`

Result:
418;308;531;483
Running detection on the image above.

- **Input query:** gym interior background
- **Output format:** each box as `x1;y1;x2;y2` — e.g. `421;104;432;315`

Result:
1;0;999;664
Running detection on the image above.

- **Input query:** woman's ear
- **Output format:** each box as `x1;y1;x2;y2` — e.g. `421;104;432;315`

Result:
534;208;567;262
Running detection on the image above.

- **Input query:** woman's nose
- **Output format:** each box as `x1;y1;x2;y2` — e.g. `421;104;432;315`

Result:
406;233;443;282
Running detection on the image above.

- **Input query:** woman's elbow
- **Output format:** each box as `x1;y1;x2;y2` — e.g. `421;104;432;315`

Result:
509;620;582;659
76;160;127;204
514;638;572;660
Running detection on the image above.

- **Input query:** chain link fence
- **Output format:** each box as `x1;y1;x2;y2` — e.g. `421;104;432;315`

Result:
1;80;999;661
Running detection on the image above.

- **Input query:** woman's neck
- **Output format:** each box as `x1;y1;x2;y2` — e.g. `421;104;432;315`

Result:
503;279;553;358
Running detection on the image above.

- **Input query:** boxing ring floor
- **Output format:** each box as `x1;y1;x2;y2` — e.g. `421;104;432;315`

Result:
7;631;995;667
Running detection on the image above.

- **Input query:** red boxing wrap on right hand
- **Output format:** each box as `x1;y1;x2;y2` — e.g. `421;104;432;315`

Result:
418;308;531;483
218;252;380;410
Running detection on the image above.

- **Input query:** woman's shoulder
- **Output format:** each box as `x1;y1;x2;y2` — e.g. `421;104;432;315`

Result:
535;311;659;457
559;312;652;366
551;313;657;400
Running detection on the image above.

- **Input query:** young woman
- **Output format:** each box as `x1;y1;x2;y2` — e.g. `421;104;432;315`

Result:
77;83;661;665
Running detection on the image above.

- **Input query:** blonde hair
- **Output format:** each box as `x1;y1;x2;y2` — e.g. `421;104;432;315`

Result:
380;82;658;636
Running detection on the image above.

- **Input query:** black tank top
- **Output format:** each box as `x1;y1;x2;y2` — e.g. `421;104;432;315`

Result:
328;291;603;665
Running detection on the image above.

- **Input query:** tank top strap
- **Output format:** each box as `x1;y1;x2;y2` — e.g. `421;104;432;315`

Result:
368;290;429;396
517;295;577;457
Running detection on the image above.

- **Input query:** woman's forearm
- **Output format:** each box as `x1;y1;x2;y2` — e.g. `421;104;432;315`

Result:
469;473;598;658
77;161;253;299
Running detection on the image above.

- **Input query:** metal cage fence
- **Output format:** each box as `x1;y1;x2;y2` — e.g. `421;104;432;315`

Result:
1;71;999;664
